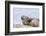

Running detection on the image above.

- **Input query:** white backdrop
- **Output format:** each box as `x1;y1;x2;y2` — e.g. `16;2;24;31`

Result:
0;0;46;36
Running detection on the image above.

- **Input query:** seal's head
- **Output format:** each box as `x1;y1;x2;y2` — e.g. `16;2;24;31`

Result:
21;16;32;25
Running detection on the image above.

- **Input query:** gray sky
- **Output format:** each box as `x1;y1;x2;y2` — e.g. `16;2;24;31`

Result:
13;8;39;24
